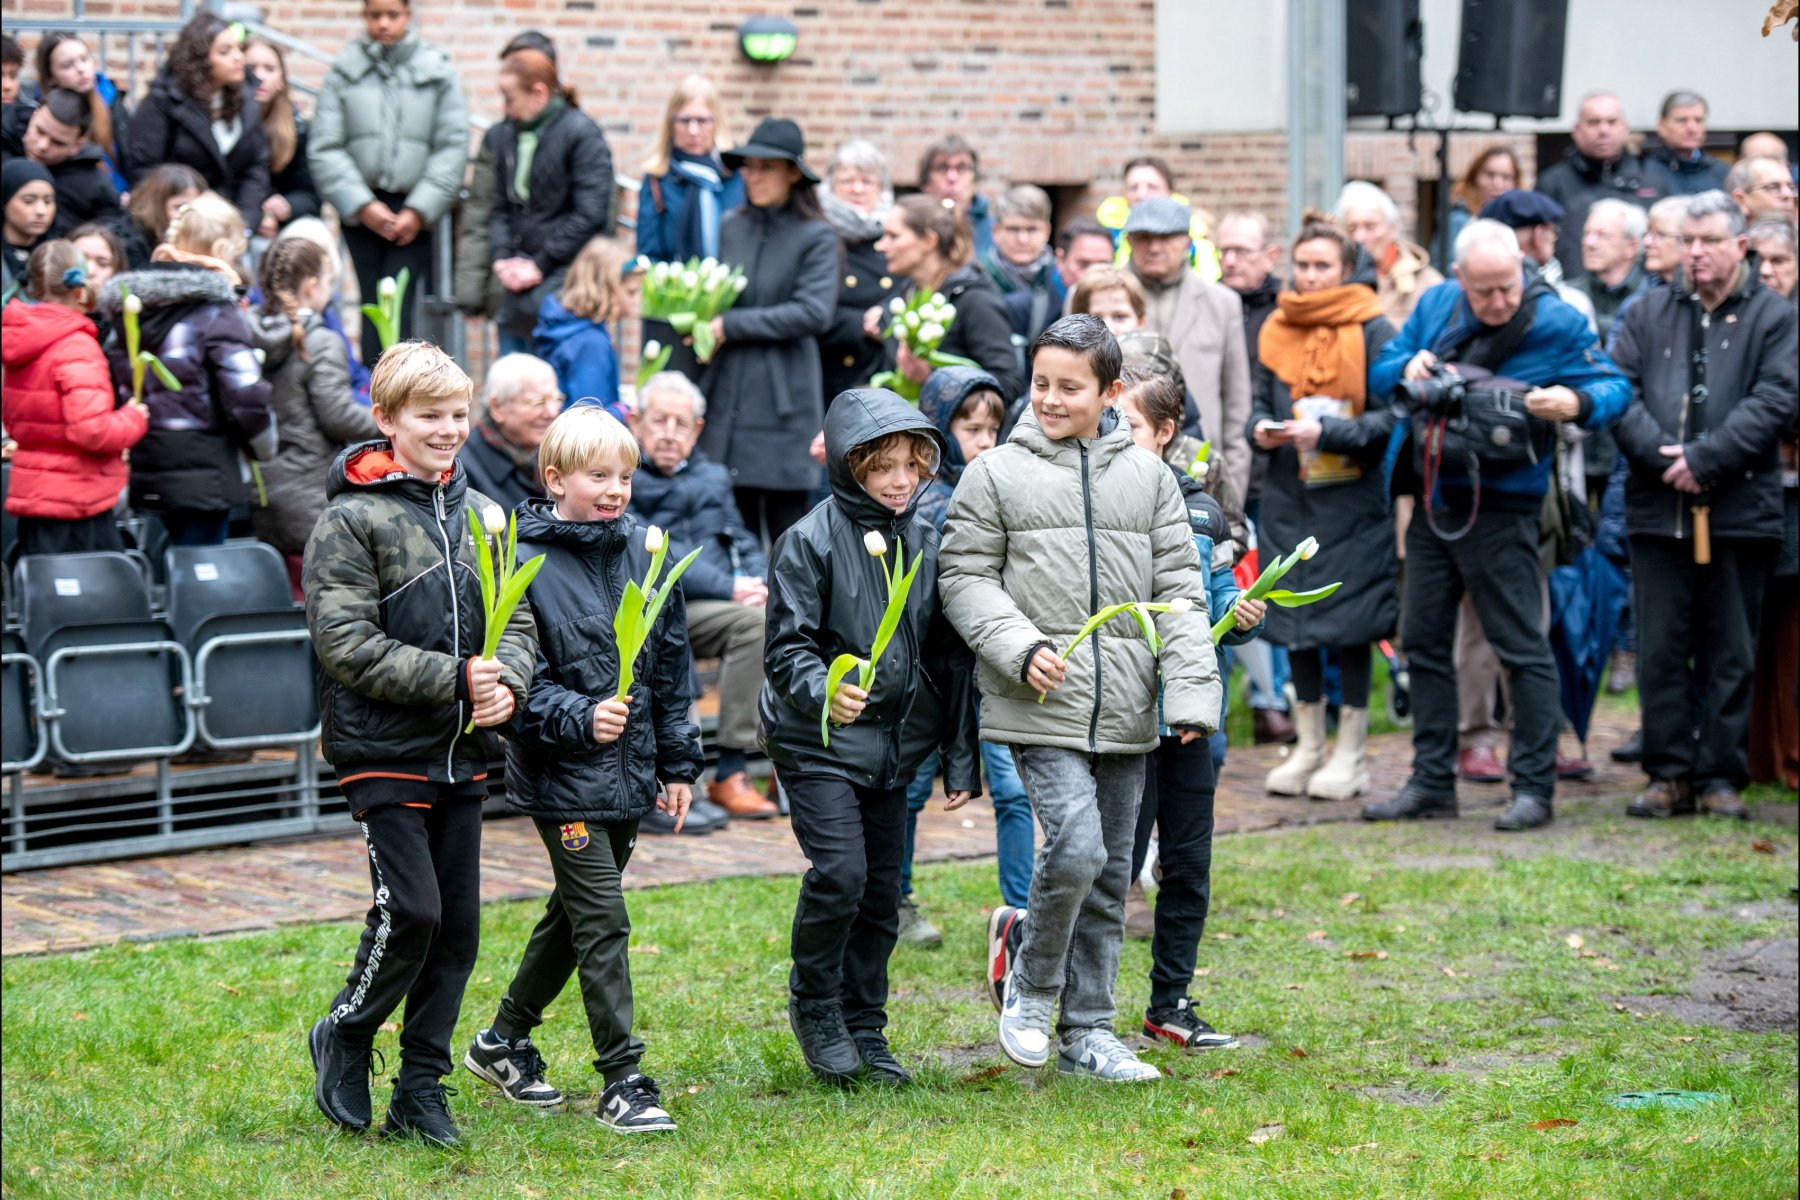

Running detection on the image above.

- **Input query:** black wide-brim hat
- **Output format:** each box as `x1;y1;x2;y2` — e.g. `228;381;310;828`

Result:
721;117;820;184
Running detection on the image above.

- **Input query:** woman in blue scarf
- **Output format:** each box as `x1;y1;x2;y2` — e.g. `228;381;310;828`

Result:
637;74;743;381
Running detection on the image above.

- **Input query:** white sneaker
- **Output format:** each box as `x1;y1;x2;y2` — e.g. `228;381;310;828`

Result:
1056;1029;1162;1082
997;972;1055;1068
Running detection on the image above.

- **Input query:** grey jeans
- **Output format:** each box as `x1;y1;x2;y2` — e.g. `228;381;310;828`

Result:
686;598;766;753
1010;746;1146;1034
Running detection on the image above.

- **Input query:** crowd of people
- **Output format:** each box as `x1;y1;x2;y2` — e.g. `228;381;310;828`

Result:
1;7;1796;1146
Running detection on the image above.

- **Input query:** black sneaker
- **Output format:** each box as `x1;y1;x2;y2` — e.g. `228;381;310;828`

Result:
985;905;1025;1013
1361;782;1458;822
463;1028;563;1106
1143;999;1239;1051
788;996;861;1082
597;1073;677;1133
381;1082;462;1147
310;1016;380;1131
1494;791;1553;831
852;1033;912;1086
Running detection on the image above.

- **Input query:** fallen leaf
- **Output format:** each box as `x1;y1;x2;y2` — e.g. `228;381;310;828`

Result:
1614;1003;1629;1012
1677;1036;1696;1043
215;981;241;997
610;1159;628;1170
1284;983;1304;990
1194;967;1213;977
960;1064;1008;1084
379;1022;400;1033
1271;909;1287;918
1751;839;1776;854
1341;892;1363;906
1332;1143;1378;1154
1683;1135;1699;1144
1441;967;1459;978
685;1084;704;1094
1288;1047;1308;1059
1306;930;1329;941
1565;933;1586;950
1211;933;1236;940
515;1187;544;1199
1182;1137;1201;1149
1171;1190;1187;1200
1529;1118;1578;1131
1207;1067;1240;1080
631;944;661;955
1247;1123;1284;1145
1347;949;1388;960
70;1011;87;1021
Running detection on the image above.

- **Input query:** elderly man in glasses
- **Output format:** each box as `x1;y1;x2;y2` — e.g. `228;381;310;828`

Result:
460;352;562;510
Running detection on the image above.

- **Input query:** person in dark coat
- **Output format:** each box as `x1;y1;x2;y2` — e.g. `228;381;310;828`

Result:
485;48;613;355
981;184;1066;383
759;387;979;1084
820;139;904;405
699;117;838;546
125;13;271;231
633;73;744;384
1;159;54;296
1643;90;1731;198
32;33;132;193
245;38;321;239
1250;215;1397;805
0;90;121;238
1610;190;1800;821
873;193;1022;401
1533;91;1665;275
98;256;277;545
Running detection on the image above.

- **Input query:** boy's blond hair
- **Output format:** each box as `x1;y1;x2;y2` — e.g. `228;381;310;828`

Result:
370;340;474;417
539;403;641;480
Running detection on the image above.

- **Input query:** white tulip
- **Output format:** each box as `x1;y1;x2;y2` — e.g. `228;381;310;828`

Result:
646;526;666;553
483;505;506;536
732;276;749;292
123;292;143;315
904;312;921;330
1166;597;1193;613
644;340;663;358
864;530;887;557
889;296;906;315
682;271;699;290
378;277;396;300
1300;538;1319;560
700;257;718;273
930;292;946;306
919;322;945;344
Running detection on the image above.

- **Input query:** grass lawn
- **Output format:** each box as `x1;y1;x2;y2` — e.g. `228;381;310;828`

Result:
3;796;1795;1199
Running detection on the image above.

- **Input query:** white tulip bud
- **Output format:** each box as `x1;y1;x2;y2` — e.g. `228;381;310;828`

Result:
889;297;906;315
482;505;506;536
682;271;700;290
904;312;921;330
644;340;663;357
123;293;143;315
646;525;667;553
930;293;947;306
378;277;396;300
732;276;748;293
919;322;945;344
1187;458;1210;481
864;530;887;557
1167;597;1194;613
700;257;718;273
1300;538;1318;560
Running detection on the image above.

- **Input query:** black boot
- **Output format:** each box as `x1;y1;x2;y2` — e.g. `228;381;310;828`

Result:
1494;791;1553;831
1361;781;1458;822
852;1032;912;1086
1609;729;1643;764
381;1082;462;1146
788;997;861;1083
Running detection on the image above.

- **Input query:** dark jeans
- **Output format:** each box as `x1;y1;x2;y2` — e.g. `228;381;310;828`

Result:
1130;734;1218;1011
494;817;644;1084
1404;506;1559;798
734;487;811;552
343;190;435;366
162;509;232;547
328;796;483;1089
1631;534;1770;793
782;770;908;1034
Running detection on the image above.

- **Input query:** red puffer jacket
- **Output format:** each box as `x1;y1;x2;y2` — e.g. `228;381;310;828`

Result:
1;298;147;520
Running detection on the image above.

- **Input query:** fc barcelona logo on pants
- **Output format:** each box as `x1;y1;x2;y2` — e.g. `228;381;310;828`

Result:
560;822;589;852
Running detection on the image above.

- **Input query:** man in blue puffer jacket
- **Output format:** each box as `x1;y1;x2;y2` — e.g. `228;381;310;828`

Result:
1365;218;1629;832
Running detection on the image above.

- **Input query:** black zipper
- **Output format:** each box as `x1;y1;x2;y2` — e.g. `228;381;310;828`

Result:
1080;442;1101;754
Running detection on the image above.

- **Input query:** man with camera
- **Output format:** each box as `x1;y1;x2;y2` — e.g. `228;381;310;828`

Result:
1609;191;1798;820
1366;220;1631;831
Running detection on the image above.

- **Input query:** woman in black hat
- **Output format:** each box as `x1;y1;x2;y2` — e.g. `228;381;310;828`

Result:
696;117;838;546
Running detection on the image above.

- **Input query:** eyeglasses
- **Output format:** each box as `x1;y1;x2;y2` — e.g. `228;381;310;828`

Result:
1217;246;1265;259
672;115;716;128
510;392;565;411
641;411;697;433
1750;180;1798;197
996;222;1047;238
929;159;975;178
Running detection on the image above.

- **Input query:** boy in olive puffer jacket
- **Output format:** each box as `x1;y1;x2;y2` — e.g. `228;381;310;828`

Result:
303;341;536;1147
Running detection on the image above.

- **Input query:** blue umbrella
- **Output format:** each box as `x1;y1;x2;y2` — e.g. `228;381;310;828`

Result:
1547;546;1630;748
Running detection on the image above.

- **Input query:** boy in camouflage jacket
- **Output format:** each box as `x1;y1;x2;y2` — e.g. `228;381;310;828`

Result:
302;341;536;1148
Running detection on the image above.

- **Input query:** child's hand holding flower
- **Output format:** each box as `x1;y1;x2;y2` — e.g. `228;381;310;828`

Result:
592;695;631;743
1026;646;1068;696
468;657;512;726
829;681;869;726
1234;598;1266;629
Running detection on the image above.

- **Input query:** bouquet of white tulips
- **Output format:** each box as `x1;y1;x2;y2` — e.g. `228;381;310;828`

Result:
639;256;749;363
1037;597;1194;704
612;526;705;702
820;531;924;746
464;504;547;732
870;291;981;403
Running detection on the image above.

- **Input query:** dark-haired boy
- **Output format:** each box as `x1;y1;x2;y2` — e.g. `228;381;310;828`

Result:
940;314;1217;1083
0;88;120;236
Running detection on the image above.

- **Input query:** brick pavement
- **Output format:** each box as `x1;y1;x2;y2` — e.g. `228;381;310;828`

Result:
1;712;1643;957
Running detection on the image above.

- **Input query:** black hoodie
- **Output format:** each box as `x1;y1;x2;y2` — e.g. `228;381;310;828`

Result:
1534;145;1666;275
0;101;122;238
757;388;980;792
504;501;704;824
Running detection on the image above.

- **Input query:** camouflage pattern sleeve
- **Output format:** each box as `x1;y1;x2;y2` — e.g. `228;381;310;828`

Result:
302;499;460;707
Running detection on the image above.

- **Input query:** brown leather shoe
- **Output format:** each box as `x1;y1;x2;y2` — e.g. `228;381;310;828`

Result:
1625;778;1695;819
709;772;779;819
1700;786;1749;820
1458;745;1505;783
1253;707;1299;745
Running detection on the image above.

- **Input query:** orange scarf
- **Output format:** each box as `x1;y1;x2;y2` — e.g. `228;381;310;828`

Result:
1257;284;1385;416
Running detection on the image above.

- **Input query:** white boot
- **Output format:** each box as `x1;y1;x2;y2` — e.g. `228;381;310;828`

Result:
1308;706;1371;801
1265;701;1327;795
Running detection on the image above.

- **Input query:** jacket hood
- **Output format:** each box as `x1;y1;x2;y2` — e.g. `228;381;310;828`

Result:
916;366;1003;484
326;439;468;504
532;294;591;352
250;308;300;372
823;387;949;526
1;298;99;364
98;264;237;317
513;494;634;554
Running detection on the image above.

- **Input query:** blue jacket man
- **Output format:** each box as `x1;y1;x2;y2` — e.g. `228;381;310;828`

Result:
1364;218;1629;833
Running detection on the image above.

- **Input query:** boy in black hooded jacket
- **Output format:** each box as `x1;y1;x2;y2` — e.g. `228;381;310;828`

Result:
760;387;981;1085
462;404;704;1135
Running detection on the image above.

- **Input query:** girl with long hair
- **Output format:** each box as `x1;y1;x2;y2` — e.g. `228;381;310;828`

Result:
531;235;640;422
244;37;321;240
